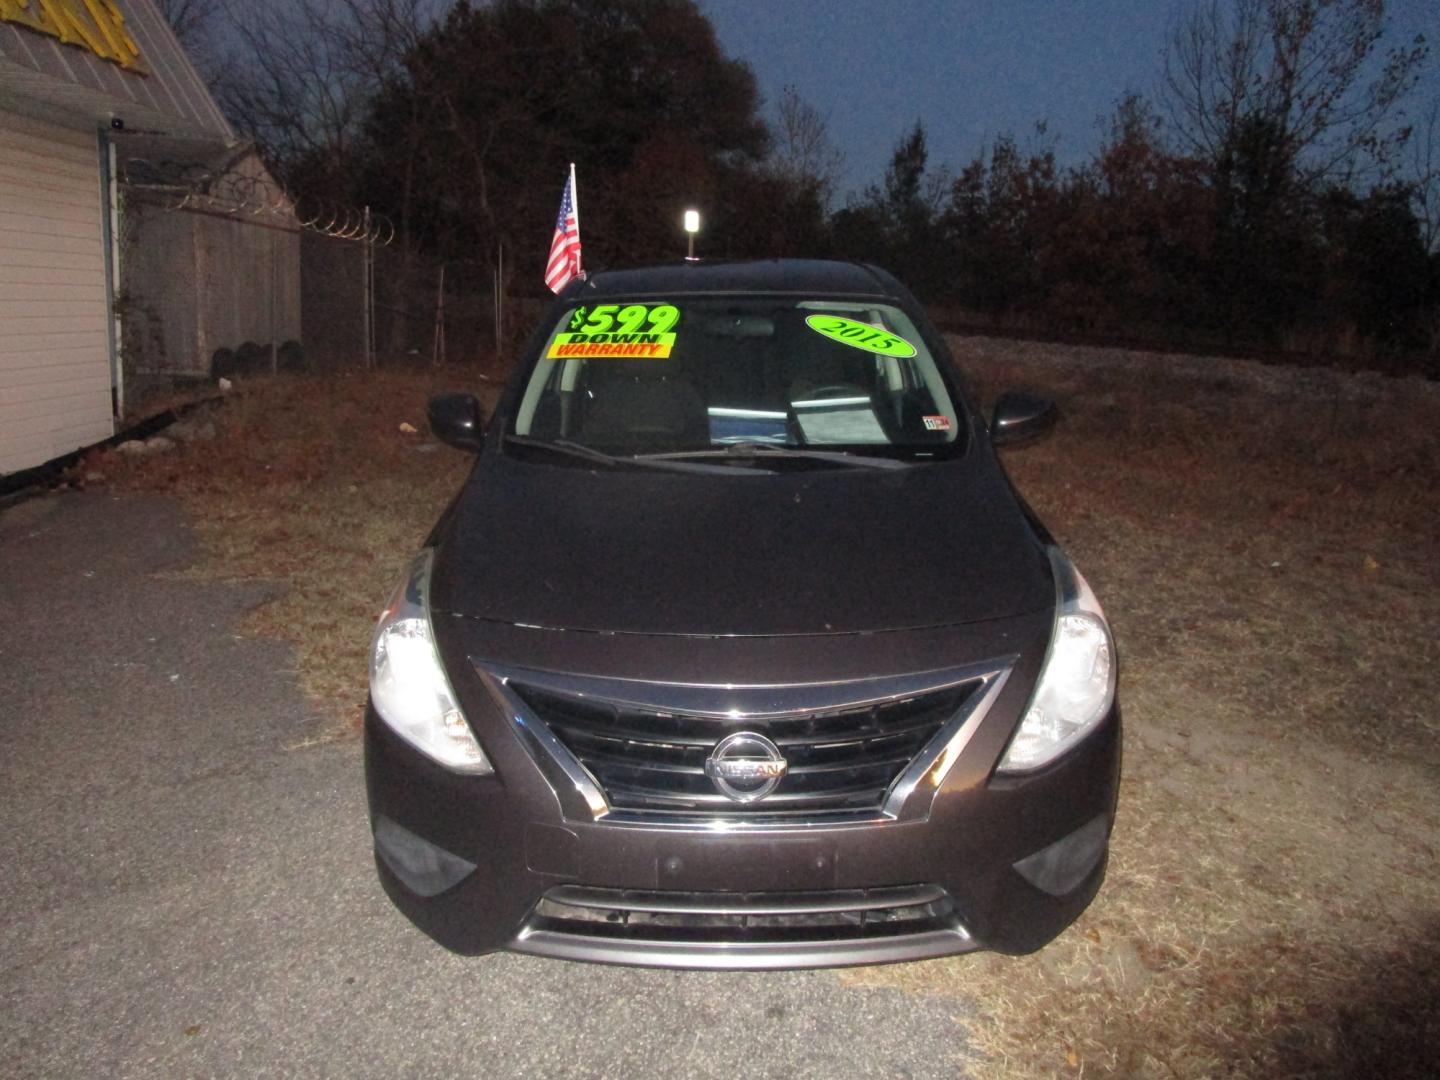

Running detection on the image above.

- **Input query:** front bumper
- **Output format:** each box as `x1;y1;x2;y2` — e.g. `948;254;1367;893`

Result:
512;883;975;969
363;615;1122;969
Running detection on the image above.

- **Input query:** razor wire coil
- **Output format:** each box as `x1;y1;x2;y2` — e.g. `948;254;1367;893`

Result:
117;155;394;244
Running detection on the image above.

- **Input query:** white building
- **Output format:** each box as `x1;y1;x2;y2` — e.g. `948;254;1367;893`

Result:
1;0;298;478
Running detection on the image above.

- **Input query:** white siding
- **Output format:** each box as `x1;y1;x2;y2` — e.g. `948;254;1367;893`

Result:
0;110;113;475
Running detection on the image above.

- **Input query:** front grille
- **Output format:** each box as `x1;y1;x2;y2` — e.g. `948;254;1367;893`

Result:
528;884;960;945
508;679;979;817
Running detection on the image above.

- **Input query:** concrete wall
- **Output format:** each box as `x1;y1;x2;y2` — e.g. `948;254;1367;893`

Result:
194;211;301;371
119;204;195;371
124;196;301;376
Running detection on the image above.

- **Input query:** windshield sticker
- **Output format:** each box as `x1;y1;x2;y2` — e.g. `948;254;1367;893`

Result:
804;315;917;358
792;399;890;444
569;303;680;335
547;332;675;359
923;415;951;431
549;303;681;358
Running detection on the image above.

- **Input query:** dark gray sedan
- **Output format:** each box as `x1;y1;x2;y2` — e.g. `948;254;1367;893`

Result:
364;259;1120;968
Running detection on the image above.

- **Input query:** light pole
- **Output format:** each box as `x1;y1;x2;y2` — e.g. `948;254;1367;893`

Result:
683;209;700;262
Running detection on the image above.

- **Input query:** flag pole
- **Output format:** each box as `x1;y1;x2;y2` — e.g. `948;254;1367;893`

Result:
568;162;583;278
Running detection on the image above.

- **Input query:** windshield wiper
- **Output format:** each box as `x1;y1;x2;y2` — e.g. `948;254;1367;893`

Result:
504;434;625;467
504;435;770;475
637;442;911;470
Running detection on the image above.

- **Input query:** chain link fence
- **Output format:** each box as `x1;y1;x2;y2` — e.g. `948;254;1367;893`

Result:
301;234;549;380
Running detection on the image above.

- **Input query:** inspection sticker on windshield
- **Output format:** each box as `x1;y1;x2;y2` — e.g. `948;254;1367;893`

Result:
923;415;951;431
805;315;917;357
549;303;681;358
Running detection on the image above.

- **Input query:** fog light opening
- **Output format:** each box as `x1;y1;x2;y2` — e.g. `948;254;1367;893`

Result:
373;815;477;898
1012;813;1110;897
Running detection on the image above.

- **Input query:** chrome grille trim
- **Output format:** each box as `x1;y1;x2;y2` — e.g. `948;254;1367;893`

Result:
515;883;973;969
476;658;1014;829
541;883;951;917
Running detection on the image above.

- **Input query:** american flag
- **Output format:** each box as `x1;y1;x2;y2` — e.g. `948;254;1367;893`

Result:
544;166;582;293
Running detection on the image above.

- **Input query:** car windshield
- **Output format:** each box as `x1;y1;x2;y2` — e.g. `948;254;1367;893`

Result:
509;296;965;463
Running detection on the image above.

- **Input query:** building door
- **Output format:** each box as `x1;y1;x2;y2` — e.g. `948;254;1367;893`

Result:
0;109;114;475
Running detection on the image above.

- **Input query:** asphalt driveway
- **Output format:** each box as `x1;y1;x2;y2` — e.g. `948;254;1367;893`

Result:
0;492;976;1078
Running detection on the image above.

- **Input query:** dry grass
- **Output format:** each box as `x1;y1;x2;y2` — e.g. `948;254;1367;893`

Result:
83;345;1440;1076
86;367;497;733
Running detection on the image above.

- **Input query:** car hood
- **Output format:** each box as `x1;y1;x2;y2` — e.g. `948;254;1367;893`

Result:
430;452;1053;637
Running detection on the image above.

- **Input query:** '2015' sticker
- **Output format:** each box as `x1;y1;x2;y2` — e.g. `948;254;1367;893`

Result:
805;315;917;357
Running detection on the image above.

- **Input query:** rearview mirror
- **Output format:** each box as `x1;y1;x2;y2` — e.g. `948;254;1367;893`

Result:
991;392;1057;447
428;393;486;453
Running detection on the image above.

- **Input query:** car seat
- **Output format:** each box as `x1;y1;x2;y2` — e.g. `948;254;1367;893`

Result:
579;360;710;448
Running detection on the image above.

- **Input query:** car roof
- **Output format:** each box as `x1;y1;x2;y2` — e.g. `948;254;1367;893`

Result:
563;259;903;300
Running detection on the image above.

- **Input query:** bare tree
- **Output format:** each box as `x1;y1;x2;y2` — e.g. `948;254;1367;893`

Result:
1162;0;1428;181
1409;95;1440;251
769;85;845;207
153;0;221;50
208;0;432;176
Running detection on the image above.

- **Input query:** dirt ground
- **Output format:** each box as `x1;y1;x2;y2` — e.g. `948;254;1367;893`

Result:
85;339;1440;1077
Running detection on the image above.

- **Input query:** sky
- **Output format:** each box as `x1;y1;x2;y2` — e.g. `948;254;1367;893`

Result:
700;0;1440;201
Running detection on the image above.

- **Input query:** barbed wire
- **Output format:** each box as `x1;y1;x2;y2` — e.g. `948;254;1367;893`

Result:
117;154;394;244
295;200;397;245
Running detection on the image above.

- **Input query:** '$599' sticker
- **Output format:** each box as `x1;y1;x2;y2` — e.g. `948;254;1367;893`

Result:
569;304;680;335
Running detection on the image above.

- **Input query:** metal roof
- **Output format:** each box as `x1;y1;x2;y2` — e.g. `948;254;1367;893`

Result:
0;0;232;142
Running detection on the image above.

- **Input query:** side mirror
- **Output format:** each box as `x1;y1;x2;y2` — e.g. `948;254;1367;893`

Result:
428;393;486;453
991;392;1057;447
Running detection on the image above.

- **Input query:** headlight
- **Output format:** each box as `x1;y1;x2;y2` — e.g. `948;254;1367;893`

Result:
997;548;1116;773
370;549;492;774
